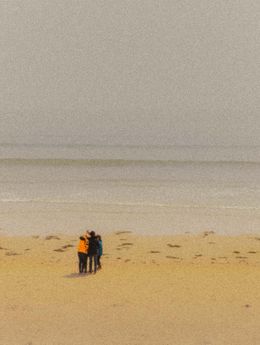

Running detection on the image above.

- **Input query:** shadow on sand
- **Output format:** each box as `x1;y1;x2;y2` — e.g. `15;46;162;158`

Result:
64;273;89;279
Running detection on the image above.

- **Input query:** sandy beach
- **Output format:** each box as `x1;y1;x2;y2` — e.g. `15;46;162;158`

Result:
2;231;260;345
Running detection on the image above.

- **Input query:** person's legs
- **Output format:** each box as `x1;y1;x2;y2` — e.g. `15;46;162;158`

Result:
86;254;89;273
97;255;101;269
78;253;81;273
82;253;87;273
89;255;93;273
93;255;97;273
78;253;83;273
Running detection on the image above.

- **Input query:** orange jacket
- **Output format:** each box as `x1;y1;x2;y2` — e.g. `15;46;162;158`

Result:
78;236;89;254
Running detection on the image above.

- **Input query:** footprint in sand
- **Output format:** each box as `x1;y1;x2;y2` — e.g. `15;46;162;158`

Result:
115;231;132;235
233;251;240;254
248;251;257;254
5;251;20;256
149;250;160;253
0;246;8;250
117;243;133;250
202;231;215;237
167;244;181;248
116;257;121;260
45;235;60;240
53;248;65;252
166;256;180;259
236;256;248;259
194;254;203;258
125;259;131;262
61;244;74;249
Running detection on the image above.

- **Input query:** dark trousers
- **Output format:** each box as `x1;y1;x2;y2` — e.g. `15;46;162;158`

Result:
89;254;97;273
97;255;102;268
78;252;87;273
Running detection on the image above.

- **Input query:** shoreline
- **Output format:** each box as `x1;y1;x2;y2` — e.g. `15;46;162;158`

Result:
1;200;260;237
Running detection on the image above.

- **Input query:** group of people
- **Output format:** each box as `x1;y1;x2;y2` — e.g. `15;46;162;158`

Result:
77;230;103;274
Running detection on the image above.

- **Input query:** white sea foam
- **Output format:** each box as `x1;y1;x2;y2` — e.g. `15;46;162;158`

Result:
0;144;259;235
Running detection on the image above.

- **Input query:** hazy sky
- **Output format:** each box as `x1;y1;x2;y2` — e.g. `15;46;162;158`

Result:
0;1;259;146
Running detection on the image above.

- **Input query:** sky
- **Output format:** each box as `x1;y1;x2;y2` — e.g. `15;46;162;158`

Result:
0;0;259;146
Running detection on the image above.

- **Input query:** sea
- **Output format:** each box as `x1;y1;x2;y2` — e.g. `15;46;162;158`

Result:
0;143;260;236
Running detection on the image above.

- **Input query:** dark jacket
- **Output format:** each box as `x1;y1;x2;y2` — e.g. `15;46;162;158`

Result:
88;236;99;256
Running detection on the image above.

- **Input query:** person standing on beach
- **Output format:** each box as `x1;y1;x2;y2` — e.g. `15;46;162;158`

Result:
77;235;88;274
87;231;99;274
97;235;103;270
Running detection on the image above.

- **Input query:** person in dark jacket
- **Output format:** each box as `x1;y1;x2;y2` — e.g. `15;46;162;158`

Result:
87;231;99;273
97;235;103;270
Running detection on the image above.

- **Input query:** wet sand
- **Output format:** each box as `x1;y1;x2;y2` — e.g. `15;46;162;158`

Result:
2;231;260;345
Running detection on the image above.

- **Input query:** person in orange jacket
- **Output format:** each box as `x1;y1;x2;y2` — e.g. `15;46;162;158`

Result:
77;235;88;274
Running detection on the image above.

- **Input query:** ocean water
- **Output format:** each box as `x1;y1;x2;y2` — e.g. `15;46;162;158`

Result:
0;144;260;235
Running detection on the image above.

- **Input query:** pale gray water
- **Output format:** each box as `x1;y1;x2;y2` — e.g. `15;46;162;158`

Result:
0;144;260;235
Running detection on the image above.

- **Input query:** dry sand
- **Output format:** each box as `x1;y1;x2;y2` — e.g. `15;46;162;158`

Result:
2;231;260;345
